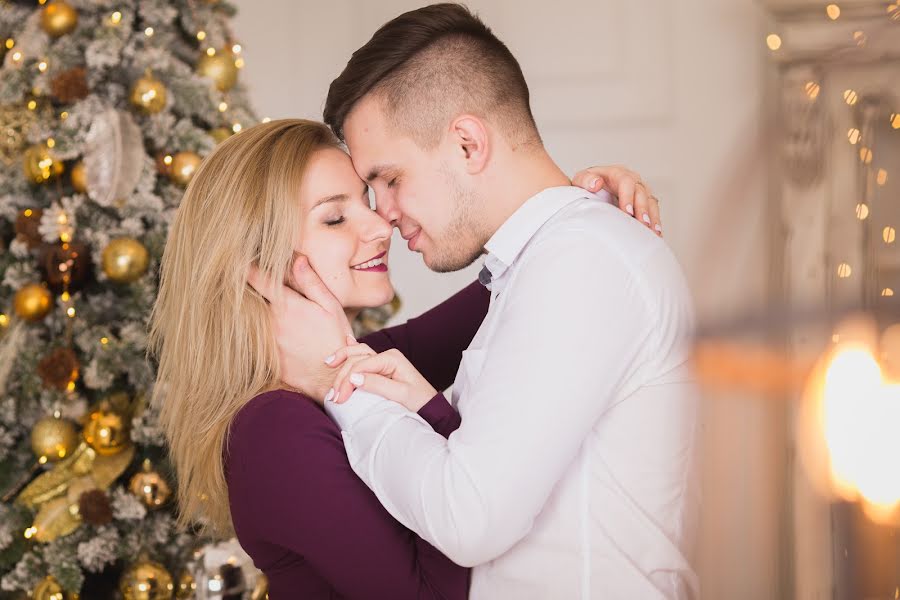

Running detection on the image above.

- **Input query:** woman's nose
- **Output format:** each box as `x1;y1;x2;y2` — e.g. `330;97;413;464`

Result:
362;209;393;242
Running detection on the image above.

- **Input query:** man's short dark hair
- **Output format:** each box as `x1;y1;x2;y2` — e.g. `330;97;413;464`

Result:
323;3;541;149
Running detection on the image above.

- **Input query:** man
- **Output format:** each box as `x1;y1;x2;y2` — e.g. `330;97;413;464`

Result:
261;4;698;598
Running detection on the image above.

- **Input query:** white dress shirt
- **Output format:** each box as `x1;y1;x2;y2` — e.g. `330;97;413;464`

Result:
326;186;700;599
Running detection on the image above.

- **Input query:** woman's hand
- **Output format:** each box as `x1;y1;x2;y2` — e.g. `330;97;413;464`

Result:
325;339;437;412
571;165;662;237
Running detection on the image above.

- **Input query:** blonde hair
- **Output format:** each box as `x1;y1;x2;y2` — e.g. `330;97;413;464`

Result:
148;119;342;537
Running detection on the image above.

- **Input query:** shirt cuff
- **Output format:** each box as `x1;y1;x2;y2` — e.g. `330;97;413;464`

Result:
417;392;453;422
323;389;394;432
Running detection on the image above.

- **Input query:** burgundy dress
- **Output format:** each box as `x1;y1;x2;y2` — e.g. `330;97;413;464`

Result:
225;282;490;599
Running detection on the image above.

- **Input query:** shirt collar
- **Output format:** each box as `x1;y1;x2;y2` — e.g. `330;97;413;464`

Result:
480;186;610;289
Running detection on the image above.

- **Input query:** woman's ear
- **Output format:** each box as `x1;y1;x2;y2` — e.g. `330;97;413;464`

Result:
450;114;490;175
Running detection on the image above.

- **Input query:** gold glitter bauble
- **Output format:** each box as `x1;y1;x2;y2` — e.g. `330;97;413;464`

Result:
70;160;87;193
33;575;78;600
82;406;130;456
102;237;149;283
174;570;196;599
14;283;53;321
41;1;78;38
129;459;171;509
129;74;168;114
23;142;64;184
209;127;232;144
31;415;78;462
169;151;202;187
196;52;238;92
0;104;35;166
120;558;174;600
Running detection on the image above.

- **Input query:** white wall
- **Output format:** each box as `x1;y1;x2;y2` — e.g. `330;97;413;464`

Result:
233;1;780;597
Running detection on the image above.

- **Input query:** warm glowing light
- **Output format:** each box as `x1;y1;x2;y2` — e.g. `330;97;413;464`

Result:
856;203;869;220
24;527;37;539
66;381;75;392
0;314;7;327
848;128;861;144
145;27;154;37
837;263;852;278
218;101;228;112
163;155;173;165
11;51;22;62
110;11;122;25
60;291;70;302
232;123;242;133
4;39;13;50
892;113;900;129
234;57;245;69
60;111;68;120
804;81;820;100
206;48;216;56
27;100;37;110
843;89;858;105
261;117;271;123
859;147;873;163
820;346;900;514
100;337;109;345
46;138;55;148
197;31;206;41
24;209;32;217
877;169;888;186
882;288;894;297
66;307;75;318
766;33;782;51
853;30;867;47
826;3;841;19
37;61;48;72
884;226;896;244
232;44;242;54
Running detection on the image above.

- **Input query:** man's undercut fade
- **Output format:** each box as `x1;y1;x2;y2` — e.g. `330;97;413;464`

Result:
324;3;541;150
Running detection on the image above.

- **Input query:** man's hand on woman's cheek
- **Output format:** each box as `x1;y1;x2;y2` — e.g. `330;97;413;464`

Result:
571;165;662;237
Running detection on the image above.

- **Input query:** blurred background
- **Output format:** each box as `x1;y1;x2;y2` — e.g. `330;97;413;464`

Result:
0;0;897;598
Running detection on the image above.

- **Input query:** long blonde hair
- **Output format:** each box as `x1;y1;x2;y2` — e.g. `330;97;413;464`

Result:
148;119;342;537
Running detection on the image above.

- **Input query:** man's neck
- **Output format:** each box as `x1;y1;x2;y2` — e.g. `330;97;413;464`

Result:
479;148;571;242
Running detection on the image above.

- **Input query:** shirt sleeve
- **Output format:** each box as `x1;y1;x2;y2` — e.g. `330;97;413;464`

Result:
230;395;469;599
416;392;460;439
361;282;490;391
326;235;687;567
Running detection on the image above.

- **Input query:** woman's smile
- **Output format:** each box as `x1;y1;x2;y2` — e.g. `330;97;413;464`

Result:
351;250;389;272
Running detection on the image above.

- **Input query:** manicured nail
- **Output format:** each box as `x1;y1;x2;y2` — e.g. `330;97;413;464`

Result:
642;213;651;224
324;388;335;402
654;224;662;234
350;373;364;386
324;354;335;365
590;177;600;189
626;204;634;216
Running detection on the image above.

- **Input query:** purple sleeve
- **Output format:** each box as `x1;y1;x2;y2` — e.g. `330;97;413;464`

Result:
361;281;490;391
229;395;469;599
417;392;461;439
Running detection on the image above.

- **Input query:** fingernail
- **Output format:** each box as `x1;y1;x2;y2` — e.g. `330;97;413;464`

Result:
654;224;662;234
642;213;651;224
589;177;599;189
626;204;634;216
324;355;335;365
350;373;364;386
324;388;335;402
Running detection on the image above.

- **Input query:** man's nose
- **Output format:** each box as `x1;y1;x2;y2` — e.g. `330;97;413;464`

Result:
375;194;401;227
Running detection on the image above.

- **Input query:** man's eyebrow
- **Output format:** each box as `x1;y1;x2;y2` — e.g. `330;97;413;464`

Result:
366;164;395;182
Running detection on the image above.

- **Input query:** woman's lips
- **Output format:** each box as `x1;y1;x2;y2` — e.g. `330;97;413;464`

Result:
351;251;388;272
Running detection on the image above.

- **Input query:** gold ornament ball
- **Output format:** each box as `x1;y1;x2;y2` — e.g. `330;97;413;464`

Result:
121;559;174;600
70;160;87;193
196;52;238;92
102;237;150;283
31;415;78;462
174;570;196;599
41;1;78;38
209;127;232;144
129;74;168;114
14;283;53;321
82;406;130;455
129;459;172;509
169;151;202;187
23;142;64;184
33;576;78;600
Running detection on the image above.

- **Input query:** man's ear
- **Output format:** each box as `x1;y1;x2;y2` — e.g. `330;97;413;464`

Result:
449;114;489;175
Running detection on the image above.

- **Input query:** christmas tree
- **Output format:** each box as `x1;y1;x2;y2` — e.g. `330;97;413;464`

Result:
0;0;272;597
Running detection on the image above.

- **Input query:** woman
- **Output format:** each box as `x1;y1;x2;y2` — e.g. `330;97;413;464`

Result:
147;119;657;598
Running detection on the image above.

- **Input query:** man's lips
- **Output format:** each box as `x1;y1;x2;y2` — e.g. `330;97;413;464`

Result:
403;230;421;252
